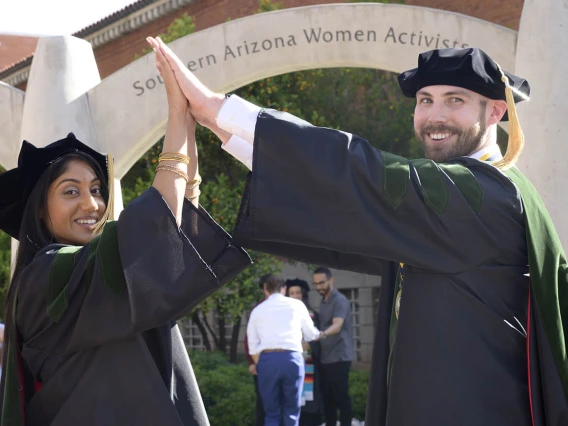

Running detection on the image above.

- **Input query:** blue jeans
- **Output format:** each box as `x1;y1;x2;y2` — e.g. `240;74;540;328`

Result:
257;351;305;426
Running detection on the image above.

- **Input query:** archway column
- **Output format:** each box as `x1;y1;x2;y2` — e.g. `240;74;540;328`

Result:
516;0;568;248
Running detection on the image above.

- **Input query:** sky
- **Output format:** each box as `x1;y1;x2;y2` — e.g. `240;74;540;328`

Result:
0;0;139;36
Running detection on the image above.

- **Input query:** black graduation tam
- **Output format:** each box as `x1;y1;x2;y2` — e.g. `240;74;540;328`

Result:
285;278;310;293
0;133;113;240
398;48;530;122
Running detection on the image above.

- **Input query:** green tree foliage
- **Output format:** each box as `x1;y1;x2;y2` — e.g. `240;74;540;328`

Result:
125;3;284;362
257;0;283;13
191;175;281;362
348;0;404;3
123;1;420;361
0;231;10;320
233;68;419;159
134;13;195;59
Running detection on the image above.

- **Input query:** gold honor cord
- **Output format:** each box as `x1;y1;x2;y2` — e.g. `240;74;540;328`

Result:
492;64;529;171
92;153;115;235
395;262;404;319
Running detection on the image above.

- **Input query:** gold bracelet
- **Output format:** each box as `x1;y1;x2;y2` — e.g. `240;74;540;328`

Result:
186;177;202;191
187;189;201;200
156;165;189;182
159;152;190;164
159;152;190;162
159;156;190;164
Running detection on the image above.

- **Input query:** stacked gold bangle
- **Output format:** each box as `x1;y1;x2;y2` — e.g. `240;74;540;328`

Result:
187;177;202;191
187;190;201;201
155;151;190;182
155;164;189;182
158;152;190;164
155;152;201;200
186;176;202;200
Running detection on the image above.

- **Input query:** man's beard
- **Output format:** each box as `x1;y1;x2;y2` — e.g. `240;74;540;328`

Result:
416;110;487;162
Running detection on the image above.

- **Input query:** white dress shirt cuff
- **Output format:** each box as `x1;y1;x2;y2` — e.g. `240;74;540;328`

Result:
215;95;262;145
222;135;254;171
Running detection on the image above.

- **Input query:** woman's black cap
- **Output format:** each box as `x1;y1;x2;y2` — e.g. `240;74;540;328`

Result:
0;133;108;240
285;278;310;293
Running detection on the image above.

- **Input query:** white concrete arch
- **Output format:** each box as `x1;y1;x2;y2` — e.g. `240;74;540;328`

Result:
0;82;24;170
4;3;568;248
86;3;517;178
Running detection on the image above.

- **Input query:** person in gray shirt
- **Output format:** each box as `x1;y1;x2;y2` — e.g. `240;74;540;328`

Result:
312;266;354;426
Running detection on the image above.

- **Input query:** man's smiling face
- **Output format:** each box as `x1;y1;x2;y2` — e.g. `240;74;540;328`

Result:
413;85;489;162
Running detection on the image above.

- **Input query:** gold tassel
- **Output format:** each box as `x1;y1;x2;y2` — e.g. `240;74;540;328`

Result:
492;66;526;171
92;153;115;235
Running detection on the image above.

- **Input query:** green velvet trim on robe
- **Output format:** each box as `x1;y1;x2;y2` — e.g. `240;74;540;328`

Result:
412;159;449;215
96;221;126;298
48;246;82;322
505;167;568;401
381;152;410;209
439;164;484;214
2;300;25;426
47;221;125;322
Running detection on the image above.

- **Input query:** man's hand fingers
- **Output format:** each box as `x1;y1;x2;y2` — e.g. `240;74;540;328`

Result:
147;36;178;71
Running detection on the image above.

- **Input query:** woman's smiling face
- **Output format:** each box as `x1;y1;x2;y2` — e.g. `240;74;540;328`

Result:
44;160;106;246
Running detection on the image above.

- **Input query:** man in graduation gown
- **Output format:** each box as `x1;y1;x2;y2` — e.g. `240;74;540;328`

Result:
156;39;568;426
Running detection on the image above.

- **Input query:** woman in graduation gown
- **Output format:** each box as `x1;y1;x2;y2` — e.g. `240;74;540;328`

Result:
285;279;323;426
0;36;251;426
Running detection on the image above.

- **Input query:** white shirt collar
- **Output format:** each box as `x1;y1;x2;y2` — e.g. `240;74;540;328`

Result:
469;144;502;161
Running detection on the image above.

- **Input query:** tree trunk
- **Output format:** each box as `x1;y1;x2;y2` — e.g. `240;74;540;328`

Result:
202;312;220;350
217;303;227;354
191;311;212;352
229;316;242;363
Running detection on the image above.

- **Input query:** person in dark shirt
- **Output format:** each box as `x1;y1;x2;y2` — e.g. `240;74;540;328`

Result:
312;267;354;426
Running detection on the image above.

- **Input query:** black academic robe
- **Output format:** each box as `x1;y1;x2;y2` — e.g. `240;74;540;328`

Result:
1;187;252;426
231;109;568;426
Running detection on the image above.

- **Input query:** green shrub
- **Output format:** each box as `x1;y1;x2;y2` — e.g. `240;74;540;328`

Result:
350;369;370;420
190;351;255;426
189;351;370;424
189;349;231;371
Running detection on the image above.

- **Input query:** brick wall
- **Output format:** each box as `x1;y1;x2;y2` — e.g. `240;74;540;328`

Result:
0;35;38;72
406;0;523;30
93;0;523;79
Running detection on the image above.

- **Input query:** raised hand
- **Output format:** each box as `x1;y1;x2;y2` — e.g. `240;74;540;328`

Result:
147;37;188;115
148;36;224;128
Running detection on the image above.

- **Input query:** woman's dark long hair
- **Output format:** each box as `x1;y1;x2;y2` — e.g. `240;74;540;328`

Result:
1;152;108;380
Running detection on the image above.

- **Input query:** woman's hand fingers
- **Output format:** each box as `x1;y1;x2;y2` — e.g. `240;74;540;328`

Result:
147;36;187;112
146;36;160;51
146;35;224;127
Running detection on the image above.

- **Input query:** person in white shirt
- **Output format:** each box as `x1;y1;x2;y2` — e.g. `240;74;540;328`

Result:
247;274;320;426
